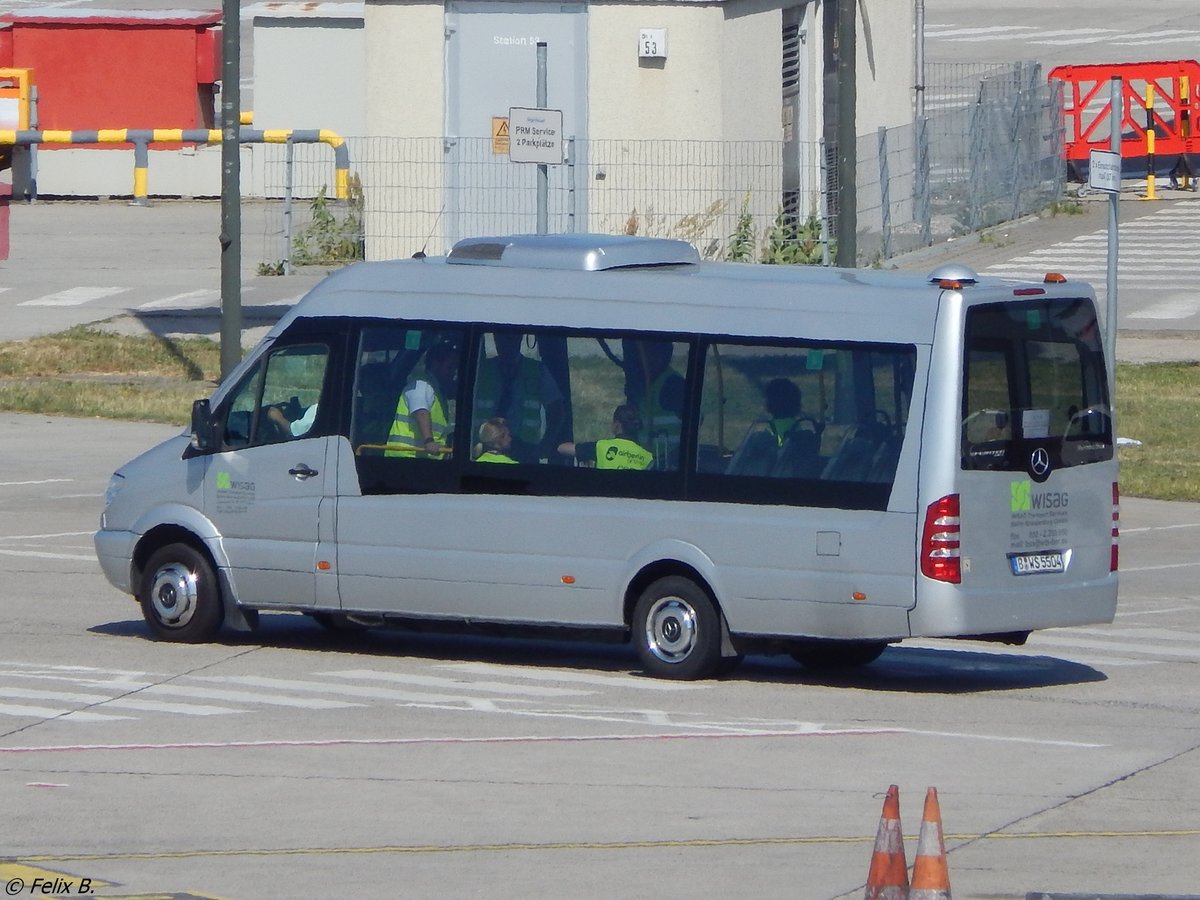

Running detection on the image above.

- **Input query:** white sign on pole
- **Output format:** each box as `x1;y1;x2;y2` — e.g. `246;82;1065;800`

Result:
508;107;563;165
1089;149;1122;193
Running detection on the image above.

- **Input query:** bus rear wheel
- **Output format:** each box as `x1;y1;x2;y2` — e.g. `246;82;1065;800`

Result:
138;543;223;642
633;576;722;680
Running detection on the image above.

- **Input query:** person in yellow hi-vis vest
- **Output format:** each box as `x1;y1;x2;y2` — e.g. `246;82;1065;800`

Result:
473;332;564;462
558;404;654;470
386;342;458;458
474;418;520;464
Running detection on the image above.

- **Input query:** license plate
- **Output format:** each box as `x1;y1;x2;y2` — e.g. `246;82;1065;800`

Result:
1010;551;1065;575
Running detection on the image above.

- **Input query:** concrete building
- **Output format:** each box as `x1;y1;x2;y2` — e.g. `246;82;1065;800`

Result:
362;0;916;258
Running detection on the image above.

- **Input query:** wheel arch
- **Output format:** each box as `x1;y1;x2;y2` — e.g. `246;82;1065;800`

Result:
623;559;717;628
132;523;256;633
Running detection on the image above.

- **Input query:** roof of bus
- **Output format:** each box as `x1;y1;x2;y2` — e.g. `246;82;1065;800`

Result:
271;236;1094;345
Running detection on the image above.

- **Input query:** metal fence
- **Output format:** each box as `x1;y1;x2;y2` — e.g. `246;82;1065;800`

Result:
252;61;1065;269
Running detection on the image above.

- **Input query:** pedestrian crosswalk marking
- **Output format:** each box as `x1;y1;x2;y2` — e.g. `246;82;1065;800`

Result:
323;668;594;698
19;286;130;307
1128;298;1200;320
982;202;1200;315
137;288;220;310
928;23;1200;47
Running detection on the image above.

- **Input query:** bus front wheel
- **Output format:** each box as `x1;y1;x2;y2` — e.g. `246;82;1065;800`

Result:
138;543;224;642
633;576;722;680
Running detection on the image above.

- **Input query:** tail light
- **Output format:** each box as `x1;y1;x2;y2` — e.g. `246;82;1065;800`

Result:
921;494;961;583
1111;482;1120;572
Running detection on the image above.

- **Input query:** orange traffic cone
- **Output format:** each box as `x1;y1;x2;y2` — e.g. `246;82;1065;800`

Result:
909;786;952;899
864;784;908;900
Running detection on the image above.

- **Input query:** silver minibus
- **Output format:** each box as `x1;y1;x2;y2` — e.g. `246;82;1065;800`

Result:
95;233;1119;679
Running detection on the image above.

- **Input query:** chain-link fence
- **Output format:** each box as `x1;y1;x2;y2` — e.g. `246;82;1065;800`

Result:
251;61;1064;270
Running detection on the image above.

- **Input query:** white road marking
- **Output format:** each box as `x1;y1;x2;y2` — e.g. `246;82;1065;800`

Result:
191;674;541;709
0;703;131;722
323;669;594;697
0;548;97;561
137;289;220;310
19;286;129;307
439;662;705;691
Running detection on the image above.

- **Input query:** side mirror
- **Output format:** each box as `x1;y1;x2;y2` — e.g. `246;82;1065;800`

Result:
187;398;219;456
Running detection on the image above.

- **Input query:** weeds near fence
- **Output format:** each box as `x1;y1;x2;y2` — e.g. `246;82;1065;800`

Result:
292;177;365;267
724;198;830;265
623;200;728;258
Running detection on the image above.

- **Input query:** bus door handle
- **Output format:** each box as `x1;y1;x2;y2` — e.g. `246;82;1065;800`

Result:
288;463;320;480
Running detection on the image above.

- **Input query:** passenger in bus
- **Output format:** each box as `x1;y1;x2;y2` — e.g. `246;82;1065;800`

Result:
627;340;685;468
728;378;820;478
558;404;654;470
474;418;519;464
385;341;458;458
474;332;564;463
763;378;803;445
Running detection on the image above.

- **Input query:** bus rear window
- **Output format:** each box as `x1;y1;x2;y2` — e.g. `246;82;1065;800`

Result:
962;298;1112;472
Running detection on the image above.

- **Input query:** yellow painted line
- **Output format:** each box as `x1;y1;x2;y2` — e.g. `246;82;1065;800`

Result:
0;130;17;143
15;828;1200;865
96;129;127;142
40;130;74;143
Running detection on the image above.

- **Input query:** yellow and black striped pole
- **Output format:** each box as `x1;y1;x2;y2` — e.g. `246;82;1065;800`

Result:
1180;75;1192;191
1143;83;1157;200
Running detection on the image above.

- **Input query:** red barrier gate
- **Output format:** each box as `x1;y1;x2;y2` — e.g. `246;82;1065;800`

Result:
1048;60;1200;183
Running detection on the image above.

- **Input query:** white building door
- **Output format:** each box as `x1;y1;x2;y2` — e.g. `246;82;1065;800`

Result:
444;1;588;242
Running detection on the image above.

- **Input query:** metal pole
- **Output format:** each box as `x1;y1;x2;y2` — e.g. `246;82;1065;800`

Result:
1106;75;1121;397
835;0;857;267
566;136;575;234
283;137;294;276
915;0;925;119
536;42;548;235
219;0;242;380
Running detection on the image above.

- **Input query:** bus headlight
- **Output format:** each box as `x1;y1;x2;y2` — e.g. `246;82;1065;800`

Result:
103;473;126;511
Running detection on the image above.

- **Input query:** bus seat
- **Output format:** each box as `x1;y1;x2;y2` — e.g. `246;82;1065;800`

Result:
822;424;884;482
773;426;821;479
726;429;778;476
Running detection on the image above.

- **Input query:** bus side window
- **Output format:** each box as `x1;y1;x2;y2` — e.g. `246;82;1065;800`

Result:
471;330;566;464
621;338;687;472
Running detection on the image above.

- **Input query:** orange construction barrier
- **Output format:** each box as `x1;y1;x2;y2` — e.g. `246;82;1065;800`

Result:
864;784;909;900
1048;60;1200;185
909;787;952;900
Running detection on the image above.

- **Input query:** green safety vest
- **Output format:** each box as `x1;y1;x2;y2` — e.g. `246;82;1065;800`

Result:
768;417;799;446
476;450;519;465
595;438;654;470
474;356;545;445
385;383;450;458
